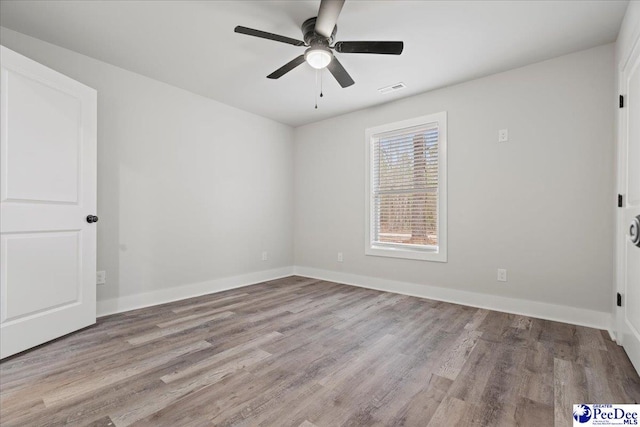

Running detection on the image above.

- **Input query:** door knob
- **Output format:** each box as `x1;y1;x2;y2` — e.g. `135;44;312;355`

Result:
631;215;640;248
86;215;99;224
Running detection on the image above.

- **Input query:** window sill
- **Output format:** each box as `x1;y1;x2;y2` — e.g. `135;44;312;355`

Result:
365;245;447;262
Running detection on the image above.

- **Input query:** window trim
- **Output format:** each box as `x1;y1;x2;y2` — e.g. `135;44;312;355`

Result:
365;112;448;262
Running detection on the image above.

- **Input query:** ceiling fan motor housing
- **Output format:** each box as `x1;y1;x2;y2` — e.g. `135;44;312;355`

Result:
302;17;336;46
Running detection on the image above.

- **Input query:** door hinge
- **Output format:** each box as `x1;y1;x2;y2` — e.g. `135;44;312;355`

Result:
620;95;624;108
617;292;623;307
618;194;624;207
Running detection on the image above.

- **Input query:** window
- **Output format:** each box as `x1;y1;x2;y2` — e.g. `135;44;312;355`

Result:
365;112;447;262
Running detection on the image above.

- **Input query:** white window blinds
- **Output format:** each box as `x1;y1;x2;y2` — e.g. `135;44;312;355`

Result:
372;122;439;248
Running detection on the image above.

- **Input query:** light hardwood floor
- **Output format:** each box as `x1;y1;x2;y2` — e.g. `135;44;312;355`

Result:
1;276;638;426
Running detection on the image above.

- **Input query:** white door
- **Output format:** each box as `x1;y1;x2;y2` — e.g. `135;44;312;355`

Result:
617;36;640;373
0;46;97;359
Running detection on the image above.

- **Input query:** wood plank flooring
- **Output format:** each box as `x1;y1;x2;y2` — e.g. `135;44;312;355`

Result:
1;276;638;426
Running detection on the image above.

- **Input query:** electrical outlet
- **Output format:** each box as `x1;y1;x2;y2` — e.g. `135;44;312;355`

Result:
261;251;268;261
497;269;507;282
96;270;106;285
498;129;508;143
337;252;344;262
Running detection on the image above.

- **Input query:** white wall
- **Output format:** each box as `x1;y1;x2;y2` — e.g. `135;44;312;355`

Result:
1;28;295;314
294;44;615;320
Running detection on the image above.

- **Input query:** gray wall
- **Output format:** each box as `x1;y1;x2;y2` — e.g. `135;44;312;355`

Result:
1;26;619;318
294;44;615;314
1;27;295;305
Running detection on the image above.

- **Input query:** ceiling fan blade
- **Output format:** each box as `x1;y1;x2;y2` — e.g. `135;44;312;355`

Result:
235;26;305;47
267;55;306;79
315;0;345;38
327;56;354;88
334;41;404;55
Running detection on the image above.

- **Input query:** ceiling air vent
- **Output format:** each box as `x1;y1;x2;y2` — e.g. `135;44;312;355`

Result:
378;82;407;94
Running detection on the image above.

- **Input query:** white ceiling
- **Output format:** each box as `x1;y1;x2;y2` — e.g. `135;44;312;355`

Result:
0;0;629;127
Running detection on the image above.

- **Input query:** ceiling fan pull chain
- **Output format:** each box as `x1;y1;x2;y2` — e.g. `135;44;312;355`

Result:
320;70;324;98
315;69;319;109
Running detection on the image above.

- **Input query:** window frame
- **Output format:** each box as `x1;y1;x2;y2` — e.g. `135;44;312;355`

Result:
365;112;448;262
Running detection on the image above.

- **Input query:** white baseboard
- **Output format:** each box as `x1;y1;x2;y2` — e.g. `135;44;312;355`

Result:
97;264;613;332
293;266;613;331
97;266;294;317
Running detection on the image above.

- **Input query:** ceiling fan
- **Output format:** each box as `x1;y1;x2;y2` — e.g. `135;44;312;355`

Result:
234;0;404;88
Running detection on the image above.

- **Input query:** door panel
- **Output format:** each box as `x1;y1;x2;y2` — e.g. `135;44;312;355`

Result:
618;35;640;374
2;71;81;203
628;57;639;206
1;231;81;322
0;46;97;359
626;53;640;343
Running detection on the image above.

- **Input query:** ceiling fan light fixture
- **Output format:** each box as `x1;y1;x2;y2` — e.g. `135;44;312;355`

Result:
305;47;332;69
